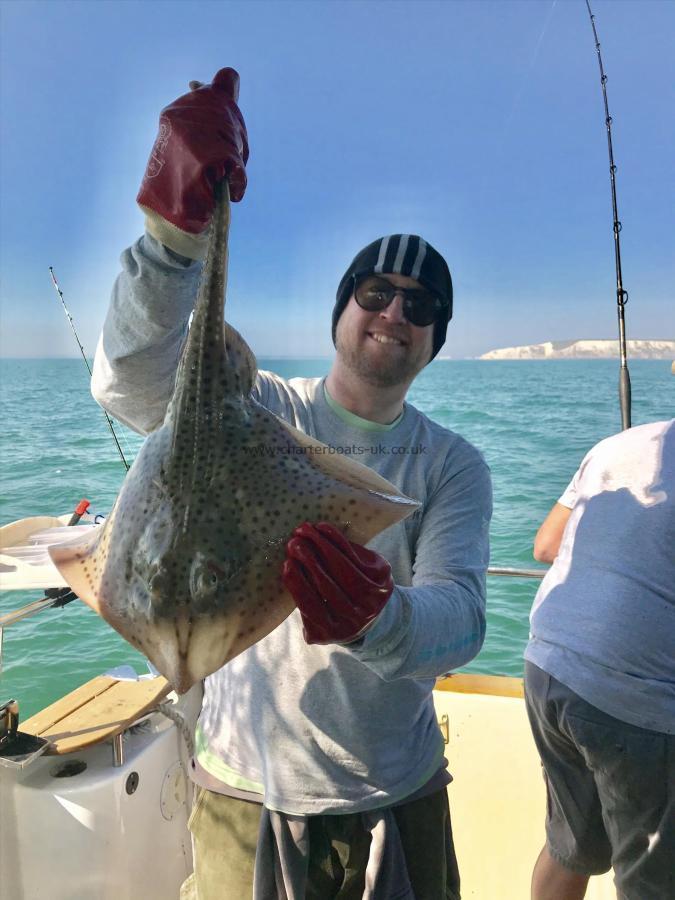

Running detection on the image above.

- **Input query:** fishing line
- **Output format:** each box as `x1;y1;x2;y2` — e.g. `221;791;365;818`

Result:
585;0;631;430
500;0;557;138
49;267;131;471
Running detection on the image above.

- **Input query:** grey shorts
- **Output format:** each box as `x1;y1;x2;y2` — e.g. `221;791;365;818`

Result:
524;661;675;900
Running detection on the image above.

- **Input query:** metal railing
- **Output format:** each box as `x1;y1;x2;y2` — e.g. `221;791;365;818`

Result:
487;566;547;579
0;565;547;670
1;565;547;631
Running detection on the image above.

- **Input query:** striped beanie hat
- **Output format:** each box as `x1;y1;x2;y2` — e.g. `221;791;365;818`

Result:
332;234;453;362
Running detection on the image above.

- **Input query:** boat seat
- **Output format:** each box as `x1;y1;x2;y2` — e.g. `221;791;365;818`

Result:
21;675;171;755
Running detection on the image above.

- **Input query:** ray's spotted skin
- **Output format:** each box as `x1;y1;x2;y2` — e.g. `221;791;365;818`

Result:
49;182;419;693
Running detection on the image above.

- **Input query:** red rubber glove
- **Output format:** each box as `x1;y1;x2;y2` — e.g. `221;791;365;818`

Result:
137;67;249;258
282;522;395;645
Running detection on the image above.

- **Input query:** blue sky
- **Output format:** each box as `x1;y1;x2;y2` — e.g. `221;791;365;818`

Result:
0;0;672;359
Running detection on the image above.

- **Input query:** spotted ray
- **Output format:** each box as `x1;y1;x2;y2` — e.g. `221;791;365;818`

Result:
49;182;419;694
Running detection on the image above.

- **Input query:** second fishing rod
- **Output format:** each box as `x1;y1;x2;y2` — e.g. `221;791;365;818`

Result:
49;267;131;472
585;0;632;430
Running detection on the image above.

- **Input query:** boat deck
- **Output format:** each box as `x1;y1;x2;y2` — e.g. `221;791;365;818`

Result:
434;675;616;898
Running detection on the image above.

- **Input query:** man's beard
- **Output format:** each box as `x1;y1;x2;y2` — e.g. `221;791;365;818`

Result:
336;335;425;388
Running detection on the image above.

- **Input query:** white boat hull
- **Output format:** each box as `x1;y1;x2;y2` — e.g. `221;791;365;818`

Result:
1;710;192;900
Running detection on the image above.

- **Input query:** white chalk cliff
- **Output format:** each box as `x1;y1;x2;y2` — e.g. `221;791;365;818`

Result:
479;339;675;360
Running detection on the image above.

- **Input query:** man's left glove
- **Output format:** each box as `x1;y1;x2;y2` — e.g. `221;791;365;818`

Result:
282;522;394;645
137;66;249;260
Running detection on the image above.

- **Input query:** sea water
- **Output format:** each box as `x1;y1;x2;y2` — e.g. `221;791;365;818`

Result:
1;357;672;716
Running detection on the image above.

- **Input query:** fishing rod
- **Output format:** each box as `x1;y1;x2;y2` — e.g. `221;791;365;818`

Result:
585;0;631;430
48;267;131;470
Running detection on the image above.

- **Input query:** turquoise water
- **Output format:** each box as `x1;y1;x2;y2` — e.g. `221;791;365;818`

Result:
1;358;672;716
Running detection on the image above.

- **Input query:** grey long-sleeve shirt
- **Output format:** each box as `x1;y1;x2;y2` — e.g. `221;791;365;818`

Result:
92;234;492;814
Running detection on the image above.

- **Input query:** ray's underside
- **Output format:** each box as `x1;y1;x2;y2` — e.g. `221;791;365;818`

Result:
50;183;419;693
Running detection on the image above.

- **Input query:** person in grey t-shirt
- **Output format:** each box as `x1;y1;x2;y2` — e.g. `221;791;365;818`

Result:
93;68;492;899
524;420;675;900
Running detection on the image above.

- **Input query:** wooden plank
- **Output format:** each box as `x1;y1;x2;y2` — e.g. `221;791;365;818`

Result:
22;676;117;736
42;677;172;755
22;677;171;755
434;672;524;698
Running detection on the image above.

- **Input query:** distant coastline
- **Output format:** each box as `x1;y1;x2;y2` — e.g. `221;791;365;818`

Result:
478;339;675;360
2;344;674;363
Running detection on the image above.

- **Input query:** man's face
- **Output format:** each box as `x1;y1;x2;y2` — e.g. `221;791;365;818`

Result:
335;273;436;389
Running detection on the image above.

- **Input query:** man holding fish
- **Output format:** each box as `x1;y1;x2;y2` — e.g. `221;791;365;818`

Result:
92;68;492;898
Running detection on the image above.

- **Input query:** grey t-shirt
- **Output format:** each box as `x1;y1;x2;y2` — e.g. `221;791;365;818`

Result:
92;234;493;813
525;420;675;734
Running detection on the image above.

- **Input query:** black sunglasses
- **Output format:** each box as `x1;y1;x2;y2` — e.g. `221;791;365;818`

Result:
353;275;447;327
